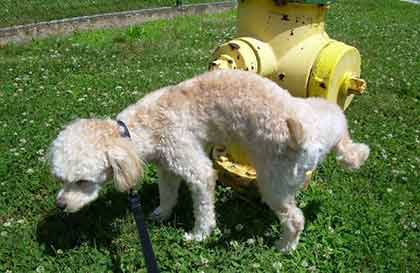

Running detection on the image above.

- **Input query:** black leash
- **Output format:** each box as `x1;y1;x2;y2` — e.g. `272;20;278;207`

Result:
128;191;160;273
117;119;159;273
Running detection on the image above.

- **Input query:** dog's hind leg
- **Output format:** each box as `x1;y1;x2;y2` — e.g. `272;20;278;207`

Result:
150;168;181;221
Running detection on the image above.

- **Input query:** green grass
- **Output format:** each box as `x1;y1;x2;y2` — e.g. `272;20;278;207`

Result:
0;0;221;27
0;0;419;272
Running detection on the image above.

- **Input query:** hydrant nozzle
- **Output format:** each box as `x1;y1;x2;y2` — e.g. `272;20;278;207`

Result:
345;76;367;95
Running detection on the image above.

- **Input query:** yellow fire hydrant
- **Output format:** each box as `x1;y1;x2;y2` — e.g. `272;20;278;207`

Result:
210;0;366;109
209;0;367;191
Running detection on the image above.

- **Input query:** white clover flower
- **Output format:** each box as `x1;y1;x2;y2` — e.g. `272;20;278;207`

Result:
235;224;243;231
26;168;34;174
229;240;239;248
246;238;255;245
199;256;209;266
272;261;283;272
308;265;317;272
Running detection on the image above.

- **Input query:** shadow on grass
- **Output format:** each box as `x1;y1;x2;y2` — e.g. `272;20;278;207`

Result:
37;192;125;255
301;199;322;224
37;180;322;260
170;184;322;248
36;183;160;256
208;189;322;249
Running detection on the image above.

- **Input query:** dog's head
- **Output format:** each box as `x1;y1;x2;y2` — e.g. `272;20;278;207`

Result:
49;119;143;212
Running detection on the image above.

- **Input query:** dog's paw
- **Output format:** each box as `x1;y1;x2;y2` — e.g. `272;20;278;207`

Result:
149;207;171;222
183;232;207;242
275;238;299;253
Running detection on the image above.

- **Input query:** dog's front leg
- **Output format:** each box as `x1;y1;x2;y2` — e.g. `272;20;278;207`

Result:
260;183;304;252
176;160;217;241
150;168;181;221
274;202;304;252
184;176;217;241
159;138;217;241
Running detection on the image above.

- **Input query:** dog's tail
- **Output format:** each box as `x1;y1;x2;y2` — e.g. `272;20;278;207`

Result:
334;132;369;170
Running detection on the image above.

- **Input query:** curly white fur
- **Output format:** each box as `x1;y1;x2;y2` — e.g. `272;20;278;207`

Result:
49;70;369;251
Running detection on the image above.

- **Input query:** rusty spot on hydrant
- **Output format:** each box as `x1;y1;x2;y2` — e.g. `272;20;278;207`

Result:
229;43;240;50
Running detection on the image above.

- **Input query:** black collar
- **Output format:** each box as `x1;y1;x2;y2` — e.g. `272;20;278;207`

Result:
117;120;131;138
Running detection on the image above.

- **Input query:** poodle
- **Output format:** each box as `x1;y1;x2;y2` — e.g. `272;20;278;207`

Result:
49;69;369;252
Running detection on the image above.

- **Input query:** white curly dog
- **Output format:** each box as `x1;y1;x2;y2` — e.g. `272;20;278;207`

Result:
49;70;369;252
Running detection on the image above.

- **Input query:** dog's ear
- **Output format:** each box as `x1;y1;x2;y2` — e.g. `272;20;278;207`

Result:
106;138;144;192
335;133;369;170
286;118;305;150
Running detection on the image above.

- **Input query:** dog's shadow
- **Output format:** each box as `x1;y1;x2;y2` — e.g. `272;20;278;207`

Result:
37;182;322;256
36;184;160;256
37;192;125;255
169;184;322;247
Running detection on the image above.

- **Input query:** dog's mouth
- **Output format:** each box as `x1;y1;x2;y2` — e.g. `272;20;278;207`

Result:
56;185;100;213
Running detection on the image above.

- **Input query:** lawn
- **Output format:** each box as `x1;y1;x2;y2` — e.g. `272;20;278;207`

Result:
0;0;419;272
0;0;221;27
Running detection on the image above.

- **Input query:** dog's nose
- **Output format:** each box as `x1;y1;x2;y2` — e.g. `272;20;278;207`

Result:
56;200;67;210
